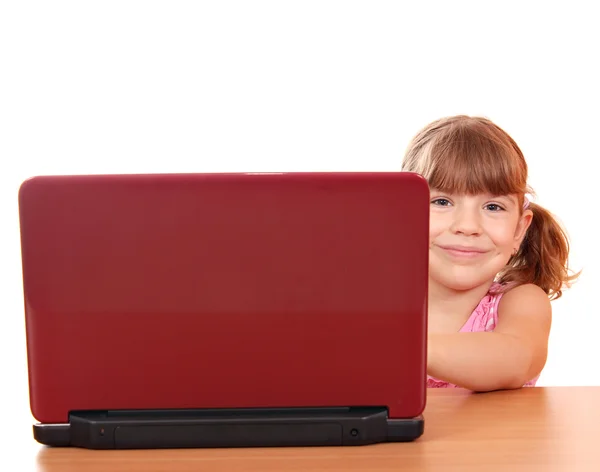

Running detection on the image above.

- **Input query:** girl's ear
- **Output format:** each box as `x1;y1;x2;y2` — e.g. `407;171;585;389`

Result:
514;209;533;245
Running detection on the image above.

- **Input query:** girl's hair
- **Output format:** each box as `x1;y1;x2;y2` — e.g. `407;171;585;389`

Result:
402;115;579;300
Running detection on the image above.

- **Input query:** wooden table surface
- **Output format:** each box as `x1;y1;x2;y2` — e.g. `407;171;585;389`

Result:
22;387;600;471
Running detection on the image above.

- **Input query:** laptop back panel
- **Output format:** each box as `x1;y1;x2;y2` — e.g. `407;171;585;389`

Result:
18;172;429;426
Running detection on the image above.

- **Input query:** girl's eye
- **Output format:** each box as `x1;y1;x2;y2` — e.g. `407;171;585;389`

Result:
485;203;505;212
431;198;451;206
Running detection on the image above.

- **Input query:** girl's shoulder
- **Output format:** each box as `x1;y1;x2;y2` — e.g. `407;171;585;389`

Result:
462;282;548;333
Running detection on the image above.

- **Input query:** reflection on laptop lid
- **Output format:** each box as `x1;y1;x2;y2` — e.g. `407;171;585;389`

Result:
18;172;429;449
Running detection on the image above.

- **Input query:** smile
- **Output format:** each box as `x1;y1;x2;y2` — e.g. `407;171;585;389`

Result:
438;245;488;258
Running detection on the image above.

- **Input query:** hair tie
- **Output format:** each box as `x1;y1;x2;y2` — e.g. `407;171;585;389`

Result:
523;196;530;210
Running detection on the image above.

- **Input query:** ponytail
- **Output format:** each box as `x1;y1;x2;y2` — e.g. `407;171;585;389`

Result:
497;202;580;300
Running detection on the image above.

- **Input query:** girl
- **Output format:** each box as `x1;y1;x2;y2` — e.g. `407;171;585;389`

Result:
401;115;579;391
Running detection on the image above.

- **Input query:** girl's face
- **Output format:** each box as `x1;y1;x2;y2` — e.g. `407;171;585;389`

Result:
428;189;533;292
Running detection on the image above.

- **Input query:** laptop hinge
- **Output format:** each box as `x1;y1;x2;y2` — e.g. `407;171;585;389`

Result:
66;406;390;449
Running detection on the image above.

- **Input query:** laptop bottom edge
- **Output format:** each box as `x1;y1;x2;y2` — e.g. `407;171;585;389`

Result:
33;407;424;449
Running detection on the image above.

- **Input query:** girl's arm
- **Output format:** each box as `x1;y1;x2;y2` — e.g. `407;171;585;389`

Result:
427;283;552;392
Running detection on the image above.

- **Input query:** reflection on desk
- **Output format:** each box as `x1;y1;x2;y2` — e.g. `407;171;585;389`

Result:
33;387;600;471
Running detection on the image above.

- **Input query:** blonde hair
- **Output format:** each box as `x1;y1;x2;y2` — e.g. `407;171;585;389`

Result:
402;115;579;300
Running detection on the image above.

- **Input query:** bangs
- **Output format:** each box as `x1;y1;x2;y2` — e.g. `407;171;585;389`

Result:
413;118;528;197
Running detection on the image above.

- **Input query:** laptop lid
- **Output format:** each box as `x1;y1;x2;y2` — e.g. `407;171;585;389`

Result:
18;171;429;448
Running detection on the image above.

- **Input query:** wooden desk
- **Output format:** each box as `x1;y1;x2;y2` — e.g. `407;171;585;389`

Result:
33;387;599;471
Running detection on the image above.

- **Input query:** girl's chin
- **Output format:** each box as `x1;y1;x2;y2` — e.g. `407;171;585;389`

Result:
430;273;496;292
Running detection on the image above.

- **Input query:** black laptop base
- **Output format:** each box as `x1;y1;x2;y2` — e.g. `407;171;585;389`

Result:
34;406;424;449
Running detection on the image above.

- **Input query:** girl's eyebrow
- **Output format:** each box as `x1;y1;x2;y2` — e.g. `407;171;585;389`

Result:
488;195;518;207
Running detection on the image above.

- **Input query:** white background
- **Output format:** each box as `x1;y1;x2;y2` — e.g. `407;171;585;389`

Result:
0;0;597;459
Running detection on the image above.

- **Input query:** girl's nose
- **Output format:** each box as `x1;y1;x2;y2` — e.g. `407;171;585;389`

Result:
449;206;482;236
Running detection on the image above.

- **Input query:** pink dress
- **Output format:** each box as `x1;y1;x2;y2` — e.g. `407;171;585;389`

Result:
427;282;539;388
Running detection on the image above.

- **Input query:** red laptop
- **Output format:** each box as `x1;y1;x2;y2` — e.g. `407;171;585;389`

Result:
18;171;429;449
